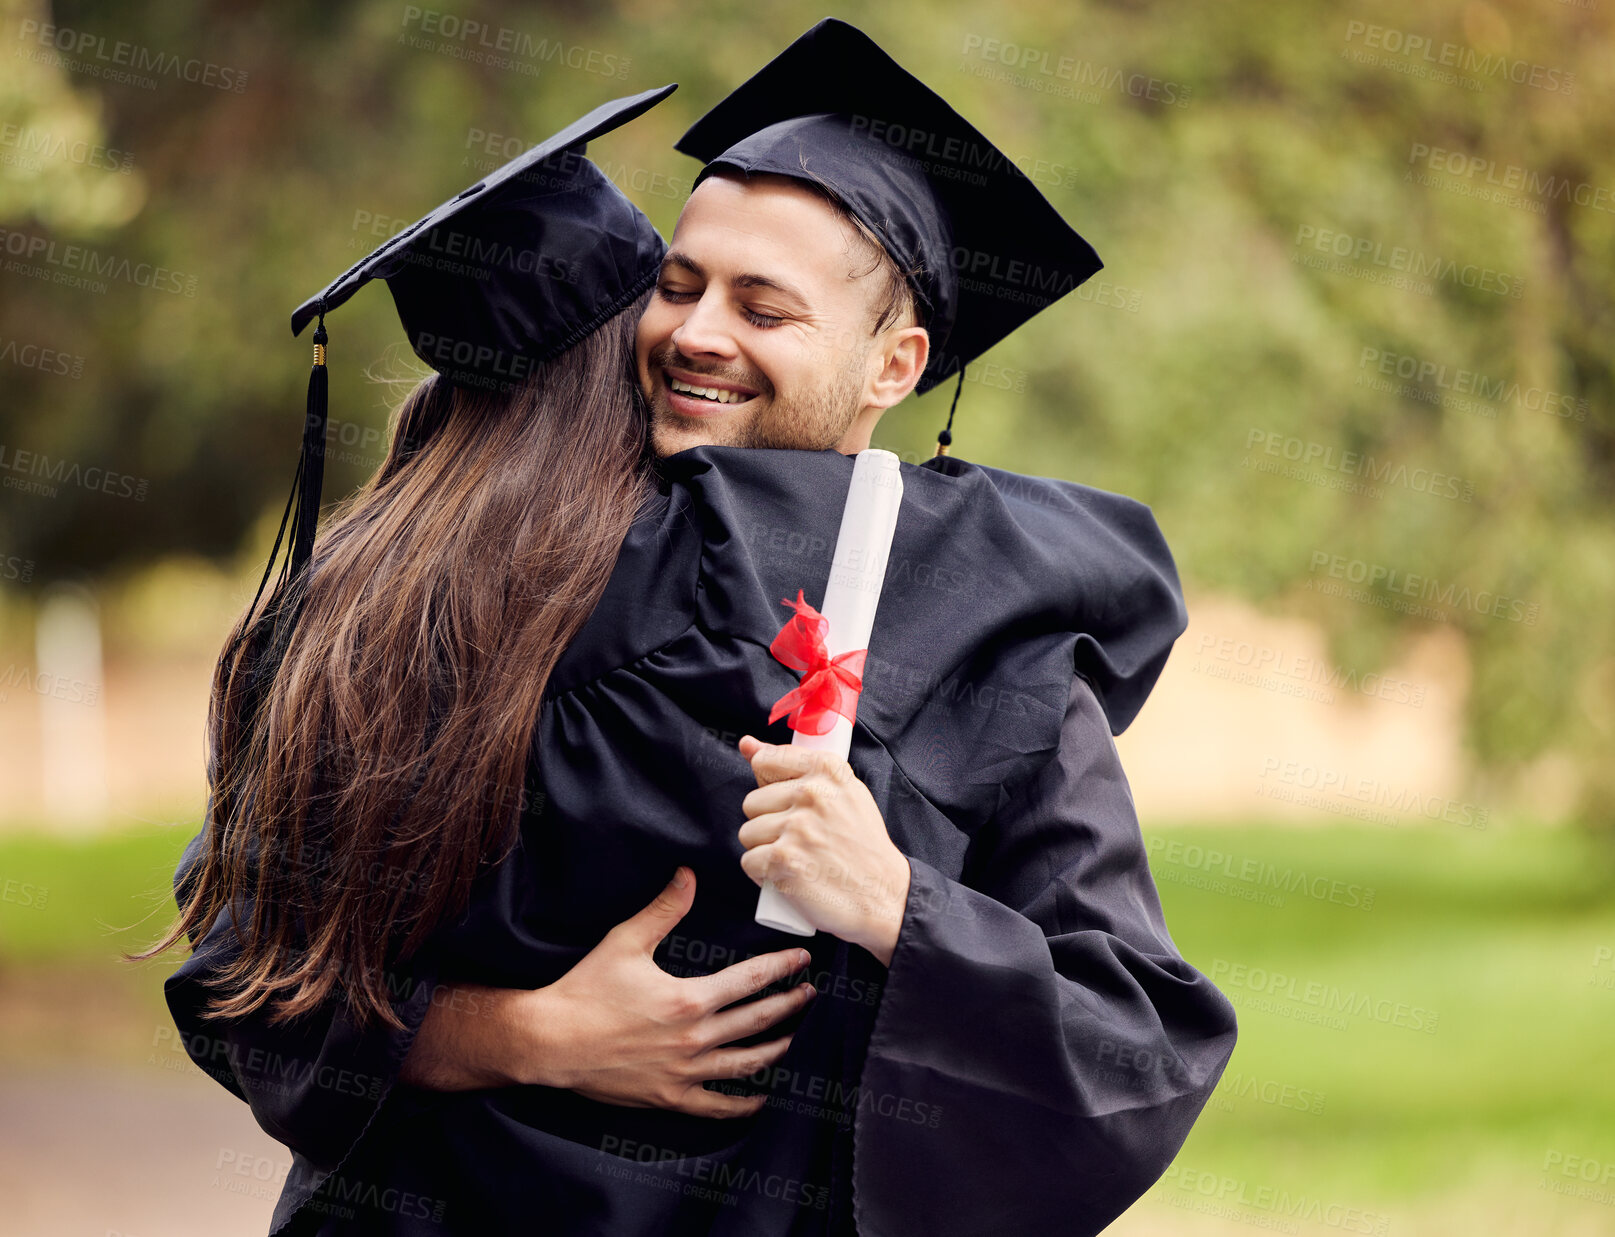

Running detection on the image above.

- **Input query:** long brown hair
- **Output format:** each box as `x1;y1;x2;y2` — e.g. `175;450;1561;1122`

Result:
132;290;654;1032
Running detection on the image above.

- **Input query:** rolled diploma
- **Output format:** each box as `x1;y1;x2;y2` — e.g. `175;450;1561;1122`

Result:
755;449;904;935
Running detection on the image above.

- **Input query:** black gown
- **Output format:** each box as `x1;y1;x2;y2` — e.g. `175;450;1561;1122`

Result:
165;445;1238;1237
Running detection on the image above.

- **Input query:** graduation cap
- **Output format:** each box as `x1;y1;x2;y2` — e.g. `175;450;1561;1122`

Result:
673;18;1102;454
246;83;676;634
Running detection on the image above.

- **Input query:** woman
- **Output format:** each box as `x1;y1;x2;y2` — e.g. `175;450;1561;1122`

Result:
142;90;1235;1237
136;86;681;1040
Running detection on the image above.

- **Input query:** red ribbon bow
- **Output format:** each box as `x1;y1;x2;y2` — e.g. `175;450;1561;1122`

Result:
767;590;868;735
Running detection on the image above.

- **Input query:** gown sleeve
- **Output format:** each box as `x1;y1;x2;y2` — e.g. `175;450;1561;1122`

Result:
851;672;1238;1237
162;820;442;1177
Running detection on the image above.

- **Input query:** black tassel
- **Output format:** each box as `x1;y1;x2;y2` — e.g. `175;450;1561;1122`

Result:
290;313;330;582
216;306;330;751
228;308;328;672
934;368;965;457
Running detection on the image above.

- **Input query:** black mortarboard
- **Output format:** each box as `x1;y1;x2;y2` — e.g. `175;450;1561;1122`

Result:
673;19;1102;449
249;84;675;629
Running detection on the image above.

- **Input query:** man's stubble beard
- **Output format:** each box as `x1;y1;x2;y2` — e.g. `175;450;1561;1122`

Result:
647;343;867;455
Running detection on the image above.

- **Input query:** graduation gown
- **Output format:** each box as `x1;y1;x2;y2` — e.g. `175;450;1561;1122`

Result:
164;445;1238;1236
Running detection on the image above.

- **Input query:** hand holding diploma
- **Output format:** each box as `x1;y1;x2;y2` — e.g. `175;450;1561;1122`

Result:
750;448;905;938
736;737;912;967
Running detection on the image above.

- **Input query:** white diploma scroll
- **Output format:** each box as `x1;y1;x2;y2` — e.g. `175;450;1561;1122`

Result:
755;449;905;935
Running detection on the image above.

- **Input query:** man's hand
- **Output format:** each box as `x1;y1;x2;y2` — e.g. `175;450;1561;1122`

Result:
400;867;817;1118
736;736;911;966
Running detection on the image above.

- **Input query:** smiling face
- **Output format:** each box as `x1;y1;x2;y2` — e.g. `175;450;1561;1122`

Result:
635;171;928;457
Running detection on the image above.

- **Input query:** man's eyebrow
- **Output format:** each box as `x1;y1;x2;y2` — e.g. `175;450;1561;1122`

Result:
661;251;810;308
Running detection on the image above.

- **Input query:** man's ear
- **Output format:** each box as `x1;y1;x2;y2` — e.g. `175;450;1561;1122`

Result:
867;326;929;412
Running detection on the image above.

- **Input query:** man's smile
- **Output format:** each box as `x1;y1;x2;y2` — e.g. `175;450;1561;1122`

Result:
661;365;760;417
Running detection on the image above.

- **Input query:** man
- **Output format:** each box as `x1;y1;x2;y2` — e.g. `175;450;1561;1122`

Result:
400;16;1236;1231
165;20;1236;1237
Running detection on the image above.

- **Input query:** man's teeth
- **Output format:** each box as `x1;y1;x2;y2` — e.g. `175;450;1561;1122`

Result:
669;377;751;404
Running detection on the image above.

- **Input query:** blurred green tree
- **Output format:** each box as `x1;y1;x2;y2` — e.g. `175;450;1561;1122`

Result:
0;0;1610;824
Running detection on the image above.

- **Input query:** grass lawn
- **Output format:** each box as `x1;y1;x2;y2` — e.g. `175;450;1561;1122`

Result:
2;818;1613;1233
1123;822;1615;1235
0;822;198;962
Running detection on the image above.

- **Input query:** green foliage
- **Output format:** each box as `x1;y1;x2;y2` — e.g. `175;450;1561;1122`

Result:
1;0;1610;816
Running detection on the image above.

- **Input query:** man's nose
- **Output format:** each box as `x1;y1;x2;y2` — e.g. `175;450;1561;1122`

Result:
671;291;740;360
